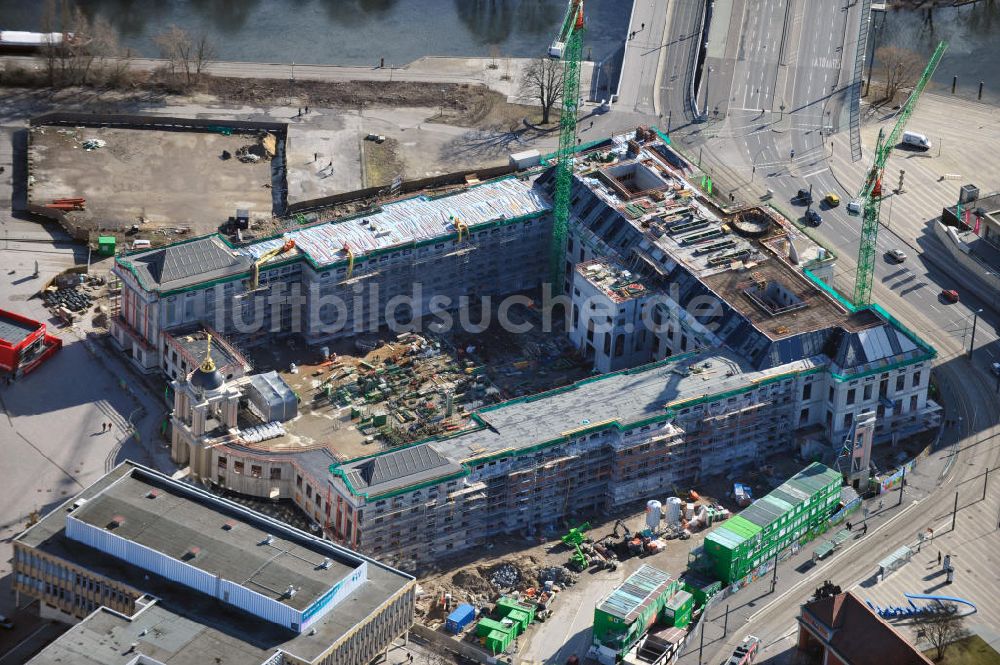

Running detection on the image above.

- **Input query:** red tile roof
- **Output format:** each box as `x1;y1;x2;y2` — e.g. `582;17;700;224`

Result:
801;592;933;665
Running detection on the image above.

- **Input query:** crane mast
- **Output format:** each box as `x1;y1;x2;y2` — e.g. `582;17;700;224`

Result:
550;0;585;292
852;41;946;307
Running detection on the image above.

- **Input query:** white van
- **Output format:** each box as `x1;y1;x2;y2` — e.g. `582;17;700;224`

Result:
131;239;151;250
901;131;931;150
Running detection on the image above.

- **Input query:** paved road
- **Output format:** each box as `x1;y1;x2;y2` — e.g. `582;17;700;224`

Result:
658;0;705;131
614;0;671;116
662;2;1000;662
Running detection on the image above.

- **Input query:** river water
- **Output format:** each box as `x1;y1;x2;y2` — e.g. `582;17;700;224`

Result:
0;0;631;67
4;1;996;105
874;2;1000;105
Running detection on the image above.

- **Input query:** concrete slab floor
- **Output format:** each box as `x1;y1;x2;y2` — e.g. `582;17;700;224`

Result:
28;125;274;236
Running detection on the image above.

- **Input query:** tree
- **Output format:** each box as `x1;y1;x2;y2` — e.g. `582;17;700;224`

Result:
915;604;969;662
193;34;215;79
155;25;213;88
519;55;563;124
876;46;923;103
154;25;192;85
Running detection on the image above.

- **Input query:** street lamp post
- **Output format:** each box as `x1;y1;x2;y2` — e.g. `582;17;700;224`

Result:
968;308;983;359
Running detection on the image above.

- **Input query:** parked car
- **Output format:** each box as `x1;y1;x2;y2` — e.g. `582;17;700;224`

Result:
847;199;862;215
824;193;841;207
796;188;813;205
806;209;822;226
941;289;960;303
0;614;13;630
991;361;1000;376
887;248;907;263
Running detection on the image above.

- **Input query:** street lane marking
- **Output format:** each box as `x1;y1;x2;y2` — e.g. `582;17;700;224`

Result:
801;166;829;178
745;499;922;624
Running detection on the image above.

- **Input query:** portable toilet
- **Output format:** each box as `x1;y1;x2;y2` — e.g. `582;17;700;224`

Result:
98;236;116;256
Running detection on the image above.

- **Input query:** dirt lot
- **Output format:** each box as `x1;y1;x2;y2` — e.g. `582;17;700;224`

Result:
28;124;274;237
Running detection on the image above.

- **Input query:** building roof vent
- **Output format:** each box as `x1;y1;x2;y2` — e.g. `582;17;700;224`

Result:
318;557;333;570
107;515;125;530
222;520;236;531
284;585;298;599
260;534;275;546
181;546;201;561
146;489;160;499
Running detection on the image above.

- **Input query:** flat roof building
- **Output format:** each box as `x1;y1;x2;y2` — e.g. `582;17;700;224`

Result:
0;308;62;377
14;462;415;665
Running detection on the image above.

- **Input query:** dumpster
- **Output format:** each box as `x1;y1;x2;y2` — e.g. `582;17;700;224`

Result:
98;236;116;256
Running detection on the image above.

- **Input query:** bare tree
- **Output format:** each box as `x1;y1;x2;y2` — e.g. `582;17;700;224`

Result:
40;0;59;86
876;46;923;103
91;16;133;86
519;55;564;124
155;26;215;88
66;5;97;85
914;605;969;662
193;34;215;80
154;25;193;86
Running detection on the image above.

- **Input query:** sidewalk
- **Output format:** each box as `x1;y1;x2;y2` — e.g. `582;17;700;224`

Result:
0;54;595;106
850;467;1000;638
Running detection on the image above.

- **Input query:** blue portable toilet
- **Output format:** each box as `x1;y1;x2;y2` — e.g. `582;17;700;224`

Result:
445;603;476;634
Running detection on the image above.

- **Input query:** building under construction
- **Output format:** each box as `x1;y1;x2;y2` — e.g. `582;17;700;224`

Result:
116;129;940;569
111;177;550;373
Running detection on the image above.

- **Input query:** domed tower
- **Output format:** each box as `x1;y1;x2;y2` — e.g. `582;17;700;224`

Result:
170;334;241;475
189;334;226;396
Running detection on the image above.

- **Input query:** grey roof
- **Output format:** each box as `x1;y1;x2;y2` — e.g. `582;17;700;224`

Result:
341;445;463;496
67;468;358;611
119;235;251;292
830;324;919;370
0;311;38;345
166;326;247;373
20;462;414;665
333;351;827;498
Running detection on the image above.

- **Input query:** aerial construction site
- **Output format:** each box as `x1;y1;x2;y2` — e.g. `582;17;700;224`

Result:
2;0;969;663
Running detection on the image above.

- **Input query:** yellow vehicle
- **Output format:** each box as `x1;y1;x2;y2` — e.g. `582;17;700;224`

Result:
824;193;841;207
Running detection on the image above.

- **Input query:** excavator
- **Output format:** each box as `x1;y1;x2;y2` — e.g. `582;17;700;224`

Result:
248;238;295;290
603;519;652;559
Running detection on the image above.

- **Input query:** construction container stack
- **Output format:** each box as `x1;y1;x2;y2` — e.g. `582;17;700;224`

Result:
704;462;842;584
591;565;680;664
474;596;537;655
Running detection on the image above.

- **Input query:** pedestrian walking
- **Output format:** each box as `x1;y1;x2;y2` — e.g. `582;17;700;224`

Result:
589;120;594;129
937;551;942;565
846;521;852;531
641;22;645;30
101;423;106;432
314;152;318;162
297;108;302;117
305;106;309;114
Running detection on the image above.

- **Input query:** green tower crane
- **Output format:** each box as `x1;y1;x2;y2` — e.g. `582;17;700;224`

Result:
852;41;947;307
549;0;586;291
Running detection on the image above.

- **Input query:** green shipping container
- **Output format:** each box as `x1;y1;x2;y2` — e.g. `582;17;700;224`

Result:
98;236;116;256
705;463;842;583
663;590;694;628
593;565;678;657
485;629;513;655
